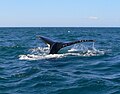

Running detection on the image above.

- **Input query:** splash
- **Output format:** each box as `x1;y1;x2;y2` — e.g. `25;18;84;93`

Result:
19;47;65;60
68;42;105;56
19;43;106;60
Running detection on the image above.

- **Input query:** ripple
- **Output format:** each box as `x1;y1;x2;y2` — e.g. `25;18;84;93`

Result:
1;27;120;94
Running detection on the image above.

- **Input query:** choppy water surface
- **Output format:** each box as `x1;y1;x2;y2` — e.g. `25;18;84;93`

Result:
0;27;120;94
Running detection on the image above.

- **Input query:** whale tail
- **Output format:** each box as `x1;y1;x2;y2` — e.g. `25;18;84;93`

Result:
37;36;55;47
37;35;95;54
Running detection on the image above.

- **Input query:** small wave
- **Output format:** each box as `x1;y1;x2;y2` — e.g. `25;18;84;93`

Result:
19;43;106;60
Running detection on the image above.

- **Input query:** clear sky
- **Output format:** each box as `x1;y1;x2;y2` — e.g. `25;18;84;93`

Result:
0;0;120;27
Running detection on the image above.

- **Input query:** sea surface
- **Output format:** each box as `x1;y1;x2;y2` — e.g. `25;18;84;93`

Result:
0;27;120;94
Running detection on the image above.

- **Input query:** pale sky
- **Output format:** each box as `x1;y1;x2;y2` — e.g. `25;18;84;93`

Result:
0;0;120;27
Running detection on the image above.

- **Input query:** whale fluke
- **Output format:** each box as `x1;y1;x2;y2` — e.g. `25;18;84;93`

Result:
37;36;55;47
37;35;95;54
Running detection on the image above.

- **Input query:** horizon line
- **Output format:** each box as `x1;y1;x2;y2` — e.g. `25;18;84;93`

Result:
0;26;120;28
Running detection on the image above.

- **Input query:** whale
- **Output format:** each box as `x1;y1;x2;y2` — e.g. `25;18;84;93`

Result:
37;36;95;54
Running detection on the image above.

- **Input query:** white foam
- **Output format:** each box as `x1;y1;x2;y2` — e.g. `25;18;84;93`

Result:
29;47;49;54
68;31;71;33
19;54;65;60
19;43;106;60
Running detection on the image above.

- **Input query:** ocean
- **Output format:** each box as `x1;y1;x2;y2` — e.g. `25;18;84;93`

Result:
0;27;120;94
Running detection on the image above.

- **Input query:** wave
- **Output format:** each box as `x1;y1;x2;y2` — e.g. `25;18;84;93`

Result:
19;43;106;60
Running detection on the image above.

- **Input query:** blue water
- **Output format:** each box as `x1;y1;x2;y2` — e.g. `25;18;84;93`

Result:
0;27;120;94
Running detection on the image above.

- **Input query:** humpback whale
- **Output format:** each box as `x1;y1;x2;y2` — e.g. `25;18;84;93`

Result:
37;36;95;54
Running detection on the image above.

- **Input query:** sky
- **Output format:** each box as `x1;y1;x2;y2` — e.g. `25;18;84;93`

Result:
0;0;120;27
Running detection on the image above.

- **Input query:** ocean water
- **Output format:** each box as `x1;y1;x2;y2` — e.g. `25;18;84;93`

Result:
0;27;120;94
